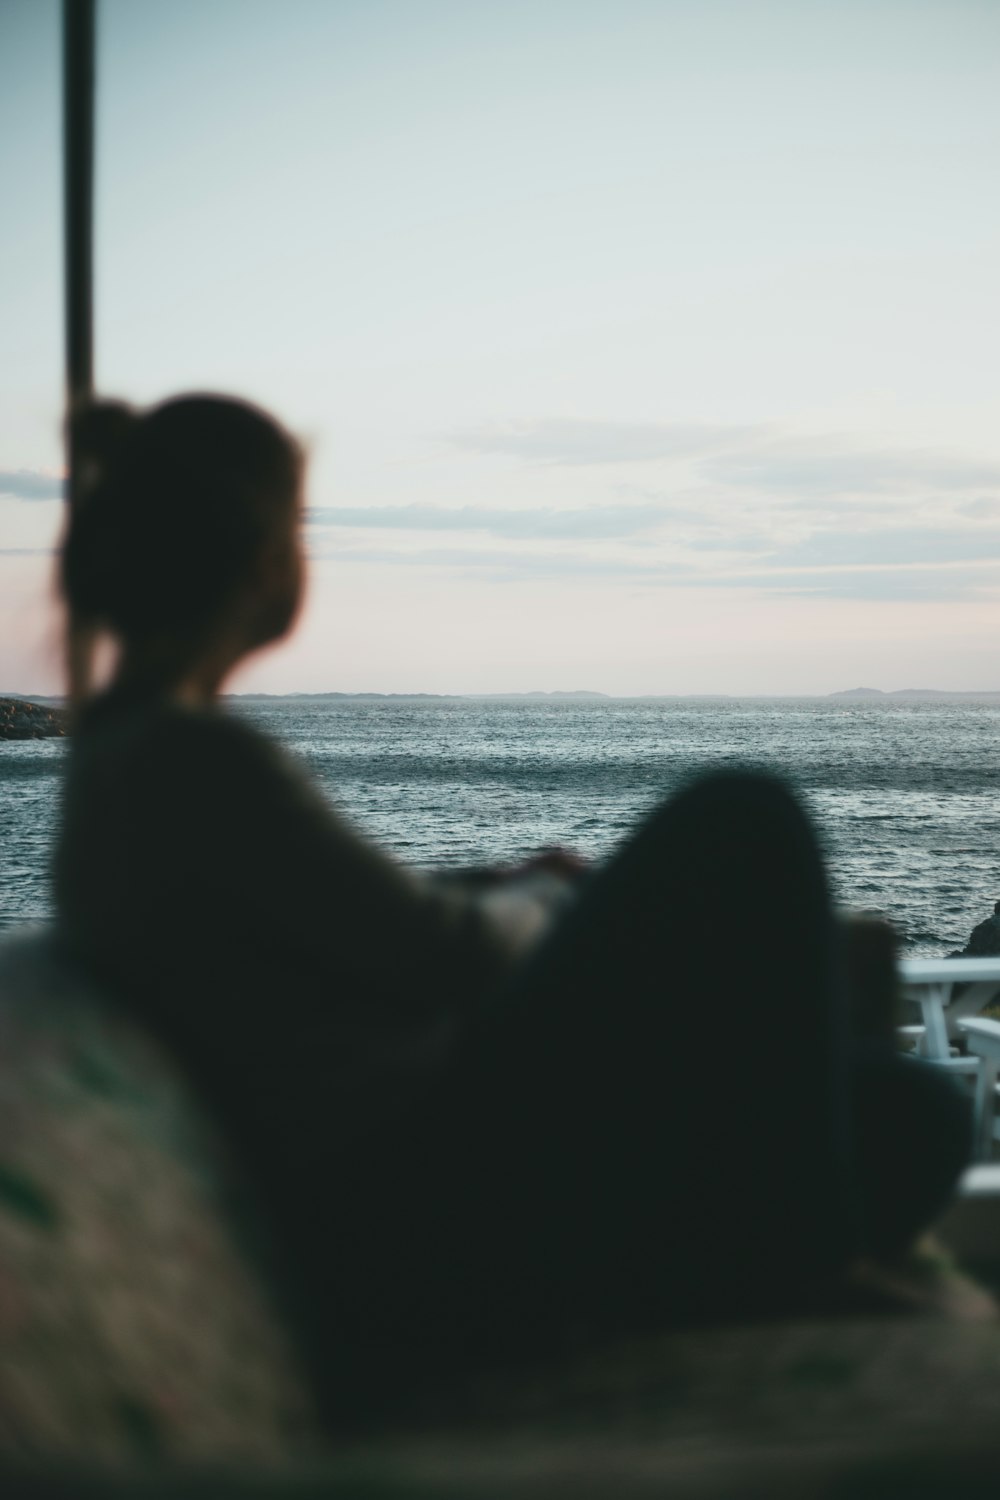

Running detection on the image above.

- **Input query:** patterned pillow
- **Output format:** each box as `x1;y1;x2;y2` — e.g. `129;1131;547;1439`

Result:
0;933;321;1468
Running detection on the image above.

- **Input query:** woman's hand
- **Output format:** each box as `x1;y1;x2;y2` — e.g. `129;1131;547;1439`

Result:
472;847;589;955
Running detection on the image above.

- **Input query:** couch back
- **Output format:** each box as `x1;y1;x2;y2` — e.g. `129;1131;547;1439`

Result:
0;933;321;1468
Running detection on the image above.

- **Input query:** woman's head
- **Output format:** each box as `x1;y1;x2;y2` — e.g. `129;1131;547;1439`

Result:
60;393;305;701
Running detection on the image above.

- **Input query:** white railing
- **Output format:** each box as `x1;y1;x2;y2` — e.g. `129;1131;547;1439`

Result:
900;957;1000;1162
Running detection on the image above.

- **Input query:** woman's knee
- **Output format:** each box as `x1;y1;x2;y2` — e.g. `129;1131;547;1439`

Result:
635;770;815;862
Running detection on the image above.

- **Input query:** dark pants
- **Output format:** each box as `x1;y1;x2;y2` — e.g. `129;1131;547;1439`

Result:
291;773;971;1424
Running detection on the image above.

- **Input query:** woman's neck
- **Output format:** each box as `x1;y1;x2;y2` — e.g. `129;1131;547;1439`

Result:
113;638;238;708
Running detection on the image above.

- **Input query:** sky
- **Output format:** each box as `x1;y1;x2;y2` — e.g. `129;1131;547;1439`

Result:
2;0;999;696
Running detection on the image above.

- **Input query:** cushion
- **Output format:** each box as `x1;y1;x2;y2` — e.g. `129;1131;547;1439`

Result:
0;933;320;1468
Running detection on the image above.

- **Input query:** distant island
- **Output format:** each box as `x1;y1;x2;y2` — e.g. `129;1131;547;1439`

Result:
231;690;612;702
230;688;1000;703
0;696;67;740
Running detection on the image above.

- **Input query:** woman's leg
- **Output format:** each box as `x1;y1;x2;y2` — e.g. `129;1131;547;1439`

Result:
453;769;854;1321
313;771;856;1423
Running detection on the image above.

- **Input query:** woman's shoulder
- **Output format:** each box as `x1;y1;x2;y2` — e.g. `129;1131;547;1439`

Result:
79;692;264;743
63;696;342;872
73;694;295;788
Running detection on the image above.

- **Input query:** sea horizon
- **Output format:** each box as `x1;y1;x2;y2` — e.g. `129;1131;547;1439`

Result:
8;686;1000;705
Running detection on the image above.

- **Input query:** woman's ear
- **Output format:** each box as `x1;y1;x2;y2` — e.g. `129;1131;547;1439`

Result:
245;531;304;650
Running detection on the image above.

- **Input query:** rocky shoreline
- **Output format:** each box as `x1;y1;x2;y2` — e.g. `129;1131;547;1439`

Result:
0;697;67;740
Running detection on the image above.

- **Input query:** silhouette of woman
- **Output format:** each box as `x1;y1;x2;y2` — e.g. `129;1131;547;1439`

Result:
55;393;971;1427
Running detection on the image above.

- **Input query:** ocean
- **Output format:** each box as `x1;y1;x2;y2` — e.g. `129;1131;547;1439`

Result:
2;695;999;955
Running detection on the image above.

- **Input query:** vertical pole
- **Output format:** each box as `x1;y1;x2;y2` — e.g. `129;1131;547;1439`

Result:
63;0;96;508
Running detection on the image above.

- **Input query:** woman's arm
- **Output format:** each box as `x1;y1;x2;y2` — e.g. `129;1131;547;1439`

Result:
149;710;560;1019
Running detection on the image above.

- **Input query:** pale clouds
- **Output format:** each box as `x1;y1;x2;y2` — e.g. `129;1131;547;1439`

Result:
307;503;665;540
308;543;687;582
765;527;1000;569
960;498;1000;520
309;541;1000;603
9;424;1000;609
705;442;1000;497
730;565;1000;605
450;419;1000;499
306;418;1000;607
448;420;764;466
0;469;64;501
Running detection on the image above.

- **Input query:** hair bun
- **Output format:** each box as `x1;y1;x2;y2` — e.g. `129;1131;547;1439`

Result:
71;400;138;506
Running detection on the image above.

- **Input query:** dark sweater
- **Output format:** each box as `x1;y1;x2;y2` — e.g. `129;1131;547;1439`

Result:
54;696;519;1155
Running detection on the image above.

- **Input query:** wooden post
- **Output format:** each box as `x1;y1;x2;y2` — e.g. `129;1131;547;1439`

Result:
63;0;96;508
